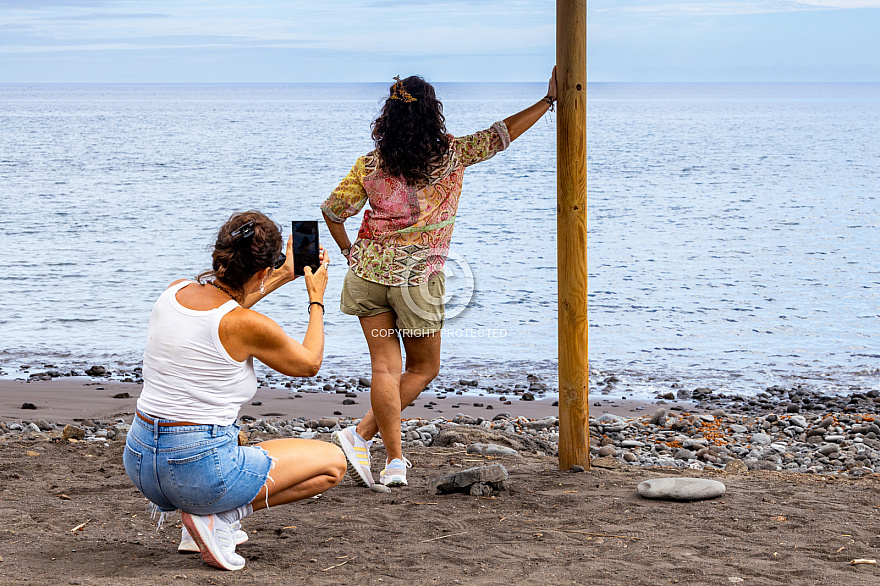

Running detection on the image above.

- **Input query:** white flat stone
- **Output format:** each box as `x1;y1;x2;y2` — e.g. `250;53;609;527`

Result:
637;477;726;501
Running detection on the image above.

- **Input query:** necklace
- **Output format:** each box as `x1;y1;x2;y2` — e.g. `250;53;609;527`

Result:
210;280;235;300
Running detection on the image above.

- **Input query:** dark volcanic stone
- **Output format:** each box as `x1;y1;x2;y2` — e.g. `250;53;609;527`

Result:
21;403;37;410
430;463;508;495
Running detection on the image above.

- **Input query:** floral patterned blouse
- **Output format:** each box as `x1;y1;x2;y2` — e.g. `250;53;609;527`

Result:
321;121;511;286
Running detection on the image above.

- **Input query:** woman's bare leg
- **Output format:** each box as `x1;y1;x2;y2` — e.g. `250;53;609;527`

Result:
249;438;345;511
355;312;410;462
355;329;441;447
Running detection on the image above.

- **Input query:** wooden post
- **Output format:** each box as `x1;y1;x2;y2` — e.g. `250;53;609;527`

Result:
557;0;589;470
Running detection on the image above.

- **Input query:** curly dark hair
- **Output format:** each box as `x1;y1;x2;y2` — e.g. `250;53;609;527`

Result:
371;76;450;185
196;210;282;304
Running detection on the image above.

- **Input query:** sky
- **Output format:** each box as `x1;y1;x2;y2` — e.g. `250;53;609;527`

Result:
0;0;878;82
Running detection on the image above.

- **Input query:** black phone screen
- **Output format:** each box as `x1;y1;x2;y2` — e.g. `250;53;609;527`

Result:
292;221;320;277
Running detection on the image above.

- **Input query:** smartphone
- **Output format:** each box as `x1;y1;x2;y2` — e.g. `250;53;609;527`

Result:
292;220;320;277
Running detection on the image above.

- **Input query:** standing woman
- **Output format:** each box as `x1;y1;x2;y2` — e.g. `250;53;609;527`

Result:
123;211;345;571
323;70;557;488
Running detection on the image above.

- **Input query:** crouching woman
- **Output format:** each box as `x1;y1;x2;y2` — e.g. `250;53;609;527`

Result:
123;210;345;571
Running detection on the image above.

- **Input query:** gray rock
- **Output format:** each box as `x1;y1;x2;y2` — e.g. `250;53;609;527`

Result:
371;484;391;493
317;418;338;428
817;444;839;456
621;440;645;448
789;415;808;428
417;424;438;435
751;433;772;445
358;377;371;388
525;418;557;431
466;443;518;457
730;424;749;434
24;422;41;433
484;444;518;456
649;408;667;426
598;446;617;457
35;420;54;431
637;477;726;501
674;449;696;460
825;435;845;442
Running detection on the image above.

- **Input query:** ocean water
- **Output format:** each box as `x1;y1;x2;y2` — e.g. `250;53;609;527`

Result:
0;82;877;398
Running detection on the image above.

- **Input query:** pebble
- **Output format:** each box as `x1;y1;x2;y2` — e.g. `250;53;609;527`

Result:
371;484;391;493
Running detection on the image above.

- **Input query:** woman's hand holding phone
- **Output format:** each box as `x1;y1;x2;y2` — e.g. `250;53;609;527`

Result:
278;235;299;281
304;245;329;304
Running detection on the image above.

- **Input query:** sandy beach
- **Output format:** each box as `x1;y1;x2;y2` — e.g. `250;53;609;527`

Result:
0;377;704;424
2;376;880;584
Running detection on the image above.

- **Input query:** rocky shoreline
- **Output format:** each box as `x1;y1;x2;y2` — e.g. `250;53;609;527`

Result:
4;406;879;479
4;361;880;478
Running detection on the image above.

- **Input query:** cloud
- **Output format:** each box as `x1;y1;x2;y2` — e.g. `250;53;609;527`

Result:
43;13;172;20
590;0;880;17
792;0;880;6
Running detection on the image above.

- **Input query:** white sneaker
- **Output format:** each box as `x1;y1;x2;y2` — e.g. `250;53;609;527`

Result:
180;512;246;571
179;521;248;553
380;457;412;487
332;426;374;487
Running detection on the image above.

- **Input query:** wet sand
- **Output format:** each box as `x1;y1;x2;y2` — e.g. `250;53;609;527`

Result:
0;378;699;424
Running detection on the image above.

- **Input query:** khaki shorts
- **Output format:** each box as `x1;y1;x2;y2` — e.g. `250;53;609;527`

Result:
340;270;445;336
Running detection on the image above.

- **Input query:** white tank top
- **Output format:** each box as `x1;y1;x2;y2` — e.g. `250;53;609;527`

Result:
137;281;257;426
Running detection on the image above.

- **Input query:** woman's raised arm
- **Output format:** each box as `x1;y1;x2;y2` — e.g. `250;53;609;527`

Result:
503;66;557;142
222;254;329;377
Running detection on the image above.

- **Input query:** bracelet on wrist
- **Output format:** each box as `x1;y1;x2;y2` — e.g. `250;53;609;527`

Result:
542;95;556;111
309;301;325;315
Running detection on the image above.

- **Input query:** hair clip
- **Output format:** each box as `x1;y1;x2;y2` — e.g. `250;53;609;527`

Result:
230;220;255;242
389;75;417;103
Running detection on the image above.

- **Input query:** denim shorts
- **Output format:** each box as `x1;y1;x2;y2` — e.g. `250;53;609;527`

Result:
123;411;273;515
